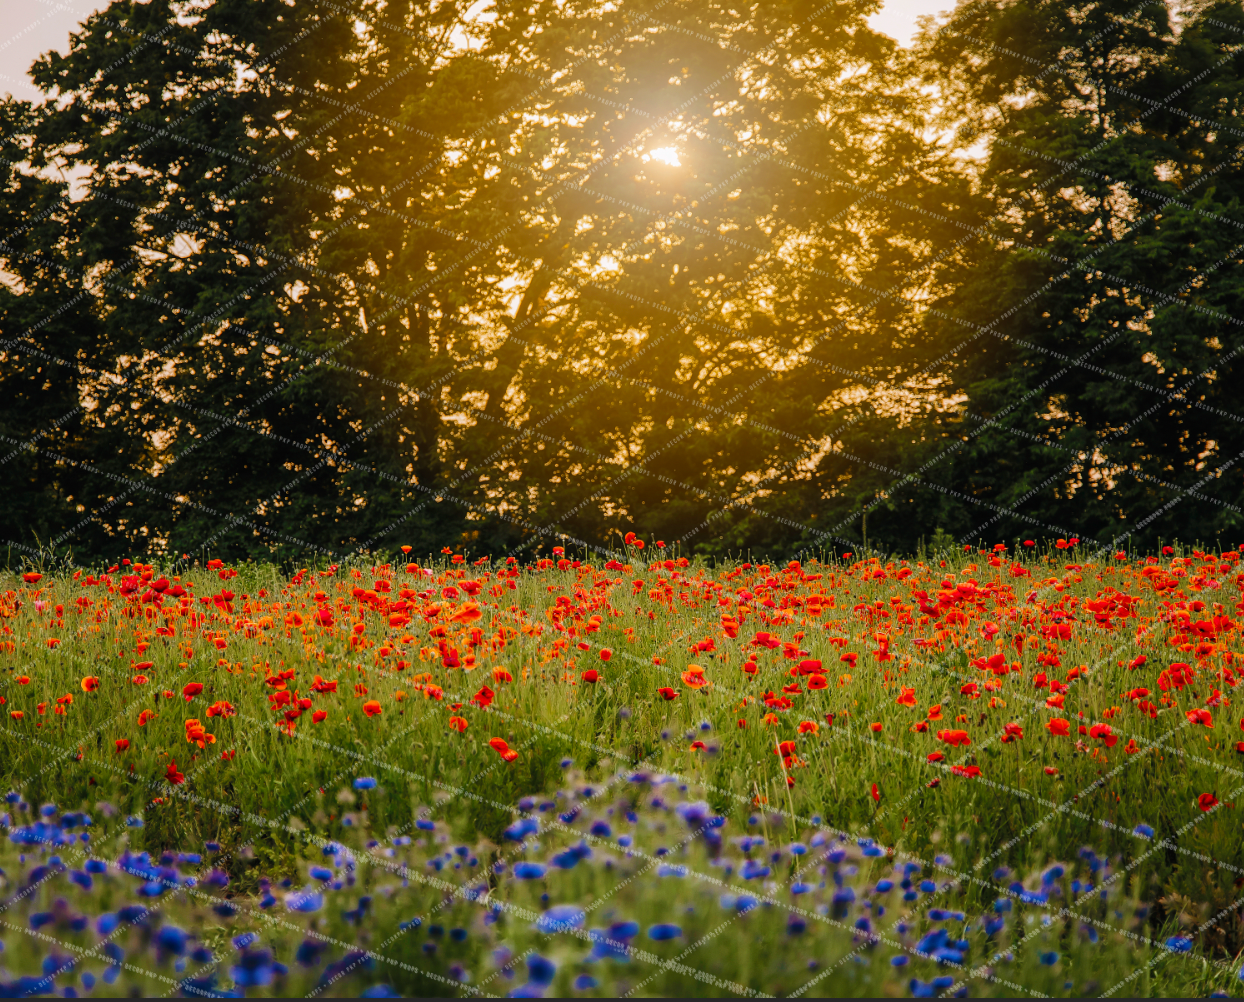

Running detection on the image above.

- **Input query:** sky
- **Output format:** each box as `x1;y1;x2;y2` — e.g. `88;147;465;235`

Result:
0;0;952;104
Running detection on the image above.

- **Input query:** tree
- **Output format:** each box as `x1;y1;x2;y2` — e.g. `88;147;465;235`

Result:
889;0;1244;553
3;0;974;564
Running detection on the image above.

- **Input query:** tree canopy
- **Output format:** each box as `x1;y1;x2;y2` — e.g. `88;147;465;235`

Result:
3;0;1243;565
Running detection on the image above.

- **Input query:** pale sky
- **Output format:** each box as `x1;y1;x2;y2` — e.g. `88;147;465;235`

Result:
0;0;950;104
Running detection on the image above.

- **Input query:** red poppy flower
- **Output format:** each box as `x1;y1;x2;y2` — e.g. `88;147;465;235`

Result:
869;721;882;732
599;648;612;662
870;783;880;802
9;711;22;720
927;751;945;763
742;661;759;676
1088;723;1118;747
182;683;204;702
312;710;328;723
1186;708;1213;728
221;749;236;761
115;739;129;753
15;676;29;686
581;669;599;684
657;687;679;700
927;704;943;721
21;572;42;583
472;685;495;708
493;668;514;684
363;700;382;717
489;737;518;762
1000;722;1024;743
1199;792;1219;811
775;740;798;757
1044;766;1059;776
797;720;819;734
895;686;916;707
807;674;828;690
206;700;236;719
137;709;157;726
1046;717;1071;736
737;719;747;729
951;764;982;778
80;676;100;692
165;760;185;785
797;659;823;675
448;715;468;733
689;740;706;751
937;729;971;747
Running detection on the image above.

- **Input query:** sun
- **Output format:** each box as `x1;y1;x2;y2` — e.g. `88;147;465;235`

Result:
642;146;681;166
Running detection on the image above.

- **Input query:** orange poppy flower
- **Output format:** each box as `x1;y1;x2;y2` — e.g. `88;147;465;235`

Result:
797;720;819;734
448;715;468;733
362;700;382;717
494;669;513;683
895;686;916;706
81;676;100;692
681;666;709;689
9;711;23;720
138;709;158;726
927;704;943;721
450;602;482;624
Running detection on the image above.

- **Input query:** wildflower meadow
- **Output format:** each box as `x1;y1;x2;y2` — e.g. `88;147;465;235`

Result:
2;540;1244;996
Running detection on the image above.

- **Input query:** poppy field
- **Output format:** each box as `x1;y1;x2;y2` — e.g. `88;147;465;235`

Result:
3;540;1244;997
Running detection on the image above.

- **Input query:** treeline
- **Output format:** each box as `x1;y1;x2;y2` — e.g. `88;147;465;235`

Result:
3;0;1244;565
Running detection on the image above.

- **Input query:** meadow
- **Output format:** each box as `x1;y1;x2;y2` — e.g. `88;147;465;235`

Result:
2;540;1243;997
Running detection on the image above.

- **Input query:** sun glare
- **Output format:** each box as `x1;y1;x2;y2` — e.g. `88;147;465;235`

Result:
643;146;681;167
